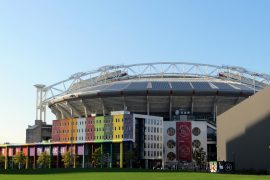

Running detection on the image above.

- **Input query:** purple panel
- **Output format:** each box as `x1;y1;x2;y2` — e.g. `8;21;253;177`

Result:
53;146;59;156
44;147;50;155
123;114;134;141
37;147;43;156
77;145;84;155
60;146;67;155
29;147;35;156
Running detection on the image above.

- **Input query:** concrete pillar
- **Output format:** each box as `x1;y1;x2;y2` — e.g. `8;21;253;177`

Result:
145;159;149;169
91;144;94;167
33;146;36;169
73;144;76;168
4;147;8;170
26;146;29;169
129;142;133;168
49;145;51;169
57;146;59;169
82;144;85;168
101;143;103;168
120;142;123;168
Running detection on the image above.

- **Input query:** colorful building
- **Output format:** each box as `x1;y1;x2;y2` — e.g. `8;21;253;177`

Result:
0;111;164;169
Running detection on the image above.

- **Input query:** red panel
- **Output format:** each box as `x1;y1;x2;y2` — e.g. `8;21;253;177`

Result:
85;117;95;141
176;122;192;161
8;148;13;157
52;120;60;142
22;147;28;156
2;148;7;156
15;147;21;154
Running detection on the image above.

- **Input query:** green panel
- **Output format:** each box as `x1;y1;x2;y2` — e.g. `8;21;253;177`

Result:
94;116;105;142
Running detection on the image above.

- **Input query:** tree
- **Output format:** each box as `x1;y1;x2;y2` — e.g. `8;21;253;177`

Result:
193;147;207;170
61;151;71;168
0;154;5;168
37;151;50;168
13;151;26;169
92;147;102;168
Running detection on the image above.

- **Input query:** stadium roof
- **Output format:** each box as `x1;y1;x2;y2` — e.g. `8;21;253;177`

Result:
34;62;270;121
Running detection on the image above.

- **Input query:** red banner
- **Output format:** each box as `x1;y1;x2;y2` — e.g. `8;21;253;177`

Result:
176;122;192;161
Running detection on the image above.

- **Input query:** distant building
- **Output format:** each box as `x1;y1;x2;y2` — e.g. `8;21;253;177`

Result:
26;120;52;143
217;86;270;171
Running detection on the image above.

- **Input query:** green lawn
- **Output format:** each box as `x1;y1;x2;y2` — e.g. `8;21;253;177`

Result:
0;171;269;180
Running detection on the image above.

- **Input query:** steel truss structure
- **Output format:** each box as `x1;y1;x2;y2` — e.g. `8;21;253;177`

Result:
35;62;270;122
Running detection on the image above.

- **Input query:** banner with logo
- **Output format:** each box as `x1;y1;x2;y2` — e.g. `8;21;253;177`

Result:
176;121;192;161
209;161;217;173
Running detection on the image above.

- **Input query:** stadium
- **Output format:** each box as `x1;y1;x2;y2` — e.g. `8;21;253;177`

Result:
1;62;270;170
45;62;267;120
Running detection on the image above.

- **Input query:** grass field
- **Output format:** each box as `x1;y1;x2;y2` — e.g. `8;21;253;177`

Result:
0;170;269;180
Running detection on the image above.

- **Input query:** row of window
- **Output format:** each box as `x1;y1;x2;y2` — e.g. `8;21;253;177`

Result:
144;143;163;149
54;118;130;126
145;126;163;133
145;119;163;126
55;134;128;142
144;135;163;141
54;126;125;134
144;151;163;157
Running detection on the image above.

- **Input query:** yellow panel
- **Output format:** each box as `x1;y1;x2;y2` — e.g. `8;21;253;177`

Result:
68;118;77;142
113;114;124;142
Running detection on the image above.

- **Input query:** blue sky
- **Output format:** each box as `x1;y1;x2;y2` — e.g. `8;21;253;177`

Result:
0;0;269;143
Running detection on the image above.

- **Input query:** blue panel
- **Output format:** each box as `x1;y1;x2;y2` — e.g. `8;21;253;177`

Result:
126;82;148;90
104;83;128;91
151;82;170;89
84;84;109;91
230;83;253;91
123;114;133;141
171;82;193;90
212;82;236;91
191;82;212;90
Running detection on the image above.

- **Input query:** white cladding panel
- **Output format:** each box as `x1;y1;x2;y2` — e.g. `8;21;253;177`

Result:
134;114;163;160
191;121;207;155
163;121;177;163
77;118;86;142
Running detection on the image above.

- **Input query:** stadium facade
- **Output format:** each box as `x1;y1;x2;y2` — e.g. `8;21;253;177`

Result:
0;62;269;170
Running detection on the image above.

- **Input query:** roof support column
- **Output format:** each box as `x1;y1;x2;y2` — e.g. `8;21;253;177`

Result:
213;96;217;122
147;95;150;116
169;96;172;121
122;96;127;111
55;104;65;119
81;99;92;116
191;96;194;115
100;98;105;116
